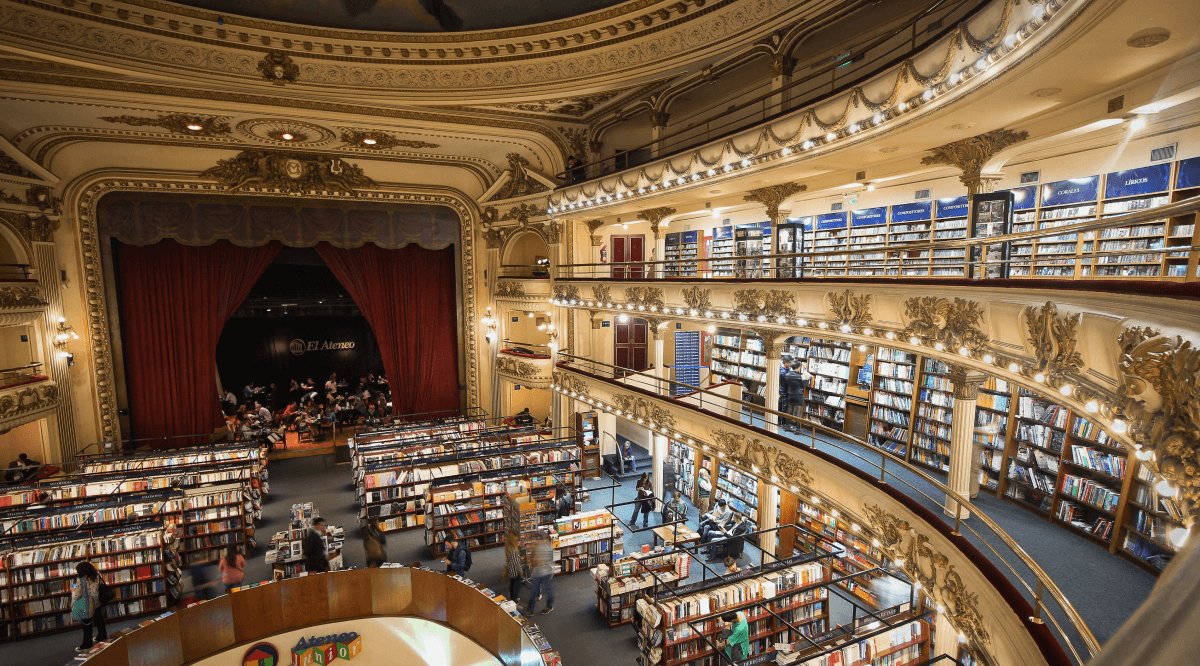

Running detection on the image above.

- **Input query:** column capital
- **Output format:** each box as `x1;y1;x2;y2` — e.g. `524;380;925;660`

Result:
743;183;806;224
583;219;605;246
638;207;676;240
920;129;1029;195
752;328;791;360
770;55;796;78
650;111;671;129
946;363;989;400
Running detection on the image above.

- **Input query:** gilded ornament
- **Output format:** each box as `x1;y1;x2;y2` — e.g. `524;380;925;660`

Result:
24;186;61;214
1023;301;1083;384
902;296;988;353
748;328;791;359
494;282;526;298
552;371;590;398
612;393;676;428
743;182;806;222
482;226;506;249
339;129;440;150
258;51;299;85
552;284;581;303
624;286;665;310
1116;326;1200;524
637;207;677;239
559;126;590;160
732;289;796;320
0;211;59;243
710;429;814;487
0;154;38;180
200;149;375;194
495;355;542;380
501;202;542;225
492;91;622;117
99;113;231;136
0;286;47;309
920;129;1029;192
489;153;550;201
591;285;611;304
680;286;712;312
584;219;605;246
0;382;59;421
826;289;872;331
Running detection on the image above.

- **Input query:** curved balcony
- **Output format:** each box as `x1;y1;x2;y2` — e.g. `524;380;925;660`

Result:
552;355;1093;666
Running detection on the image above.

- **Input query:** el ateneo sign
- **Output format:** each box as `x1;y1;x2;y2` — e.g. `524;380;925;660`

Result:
290;339;356;356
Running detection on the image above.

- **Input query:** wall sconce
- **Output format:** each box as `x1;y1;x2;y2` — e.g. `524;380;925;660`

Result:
481;307;497;344
53;317;79;348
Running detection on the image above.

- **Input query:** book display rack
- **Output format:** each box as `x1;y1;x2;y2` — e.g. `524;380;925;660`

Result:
576;411;601;479
664;231;702;278
593;549;690;626
805;339;852;429
668;440;697;499
425;477;526;556
911;359;954;473
636;557;831;666
709;328;769;404
708;226;736;277
715;463;760;526
1003;390;1068;515
867;347;918;457
774;610;929;666
810;213;849;277
974;378;1013;491
847;207;888;277
552;509;619;574
264;503;344;579
791;496;881;607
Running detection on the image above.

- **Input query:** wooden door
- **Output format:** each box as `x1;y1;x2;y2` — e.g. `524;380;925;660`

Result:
610;234;645;279
614;317;649;375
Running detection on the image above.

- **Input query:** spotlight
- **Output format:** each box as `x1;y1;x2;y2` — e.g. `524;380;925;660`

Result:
802;140;813;150
825;132;836;142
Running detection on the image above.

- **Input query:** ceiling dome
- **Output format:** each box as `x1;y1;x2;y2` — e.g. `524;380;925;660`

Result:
169;0;635;32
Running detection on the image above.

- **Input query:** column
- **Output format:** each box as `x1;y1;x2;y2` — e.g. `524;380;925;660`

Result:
933;612;960;658
650;111;670;158
584;220;604;279
763;352;782;433
758;485;779;552
598;411;617;457
651;433;668;502
647;318;667;396
33;241;76;459
945;366;987;521
768;56;795;115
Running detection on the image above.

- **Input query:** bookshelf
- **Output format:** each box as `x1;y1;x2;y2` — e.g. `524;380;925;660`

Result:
911;358;953;473
709;328;769;405
424;480;509;555
708;226;735;277
930;197;968;276
792;496;881;607
810;213;849;277
593;550;689;625
868;347;918;457
637;559;830;666
4;524;168;638
1002;390;1068;516
805;339;851;429
715;462;760;526
974;377;1013;491
264;503;344;579
553;509;619;574
576;410;601;479
775;613;929;666
665;231;702;278
668;440;697;499
847;207;888;276
1120;463;1182;572
179;484;249;566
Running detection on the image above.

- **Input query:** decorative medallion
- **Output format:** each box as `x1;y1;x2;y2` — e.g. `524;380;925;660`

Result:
732;289;796;321
258;51;299;85
339;129;440;150
612;393;676;428
902;297;988;353
826;289;872;331
236;119;336;147
680;286;712;312
494;282;526;298
99;113;231;136
1116;326;1200;525
501;202;542;225
200;150;375;194
1023;301;1083;385
624;286;665;310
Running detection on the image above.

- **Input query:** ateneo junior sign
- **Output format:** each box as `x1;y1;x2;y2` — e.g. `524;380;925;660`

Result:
289;339;356;356
290;631;362;665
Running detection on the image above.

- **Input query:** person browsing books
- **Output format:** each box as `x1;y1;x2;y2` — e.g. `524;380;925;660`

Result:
303;518;330;573
443;537;470;576
696;468;712;514
219;546;246;594
718;611;750;661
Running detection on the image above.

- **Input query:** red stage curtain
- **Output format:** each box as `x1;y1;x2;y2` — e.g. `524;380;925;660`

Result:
315;243;461;416
117;240;281;443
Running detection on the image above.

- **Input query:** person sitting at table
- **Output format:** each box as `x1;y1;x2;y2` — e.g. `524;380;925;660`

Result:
301;377;315;391
514;407;536;426
254;401;272;424
662;490;687;524
243;381;257;402
325;373;338;394
705;512;753;562
364;402;383;425
698;499;733;541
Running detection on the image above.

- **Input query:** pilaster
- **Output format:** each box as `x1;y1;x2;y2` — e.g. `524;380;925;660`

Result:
33;241;76;459
945;365;987;521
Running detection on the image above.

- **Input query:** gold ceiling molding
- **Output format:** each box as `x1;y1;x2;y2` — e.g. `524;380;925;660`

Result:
0;286;47;309
236;119;336;147
864;505;993;663
1023;301;1083;386
826;289;872;332
902;297;989;354
71;175;482;440
1116;327;1200;527
0;0;808;91
742;181;805;223
488;154;550;202
24;185;61;214
612;393;676;428
732;288;796;321
494;282;527;298
339;130;440;151
258;52;299;85
200;150;375;195
680;286;711;312
624;286;665;310
0;154;38;180
920;128;1030;192
0;210;59;244
500;202;543;225
99;113;231;137
495;355;544;381
488;90;625;118
709;428;814;488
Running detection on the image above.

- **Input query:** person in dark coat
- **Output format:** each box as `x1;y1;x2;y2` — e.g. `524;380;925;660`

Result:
443;537;469;575
303;517;330;573
363;518;387;568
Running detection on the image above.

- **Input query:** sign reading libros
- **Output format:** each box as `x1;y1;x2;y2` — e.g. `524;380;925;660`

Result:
289;339;357;356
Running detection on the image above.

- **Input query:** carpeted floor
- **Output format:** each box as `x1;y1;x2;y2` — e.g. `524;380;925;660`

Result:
0;434;1156;666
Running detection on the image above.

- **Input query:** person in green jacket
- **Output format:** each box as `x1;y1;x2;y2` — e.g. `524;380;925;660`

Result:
720;610;750;662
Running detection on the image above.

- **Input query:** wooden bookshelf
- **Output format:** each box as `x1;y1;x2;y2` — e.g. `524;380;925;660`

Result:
715;462;760;527
709;328;769;405
664;230;703;278
576;410;601;479
805;339;852;430
594;550;689;626
668;440;698;500
911;358;953;473
791;495;881;607
552;509;619;574
867;347;918;458
424;480;509;555
974;377;1014;492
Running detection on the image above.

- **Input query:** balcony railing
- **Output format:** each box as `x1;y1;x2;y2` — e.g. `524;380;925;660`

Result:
554;0;986;185
498;263;551;278
555;352;1101;666
558;195;1200;283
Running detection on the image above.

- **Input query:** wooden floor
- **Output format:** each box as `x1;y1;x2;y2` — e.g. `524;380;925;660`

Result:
269;430;352;459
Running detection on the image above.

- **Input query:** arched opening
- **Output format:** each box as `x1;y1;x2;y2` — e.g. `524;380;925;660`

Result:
501;230;550;277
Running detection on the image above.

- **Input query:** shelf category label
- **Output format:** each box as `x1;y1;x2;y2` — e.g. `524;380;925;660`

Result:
1041;176;1099;206
815;212;847;230
1177;156;1200;189
1105;163;1171;198
850;207;886;227
935;196;969;218
1002;185;1038;211
890;201;932;223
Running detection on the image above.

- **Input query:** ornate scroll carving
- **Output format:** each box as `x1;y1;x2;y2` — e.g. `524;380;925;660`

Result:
624;286;665;310
638;207;676;239
743;182;806;223
612;393;676;428
920;129;1028;193
201;150;375;194
591;285;611;305
100;113;231;136
559;127;590;160
552;284;581;303
1024;301;1083;385
483;226;506;249
827;289;872;331
0;286;46;309
258;51;299;85
495;355;542;380
0;211;59;244
490;154;550;201
902;297;988;353
680;286;712;312
709;429;814;487
0;154;38;180
494;282;526;298
732;289;796;320
1116;327;1200;525
864;505;992;654
552;371;590;398
0;382;58;423
500;202;542;225
339;129;439;150
584;219;605;246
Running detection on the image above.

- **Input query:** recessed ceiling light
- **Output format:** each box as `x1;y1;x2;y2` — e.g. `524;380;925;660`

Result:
1127;28;1170;48
186;124;203;131
281;133;294;141
362;138;377;145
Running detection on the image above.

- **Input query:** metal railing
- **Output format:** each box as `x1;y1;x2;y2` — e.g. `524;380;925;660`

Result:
554;352;1099;665
553;0;985;185
558;195;1200;283
498;263;551;278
